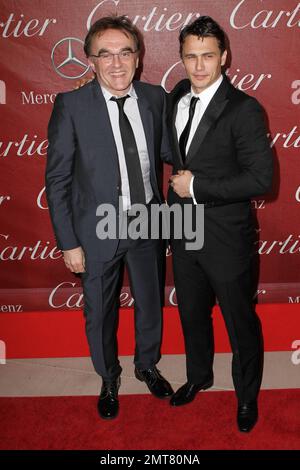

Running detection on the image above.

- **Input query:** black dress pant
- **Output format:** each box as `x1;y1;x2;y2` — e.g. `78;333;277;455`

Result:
172;246;263;404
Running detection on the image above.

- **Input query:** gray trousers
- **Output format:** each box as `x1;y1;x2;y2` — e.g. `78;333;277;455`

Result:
81;234;164;380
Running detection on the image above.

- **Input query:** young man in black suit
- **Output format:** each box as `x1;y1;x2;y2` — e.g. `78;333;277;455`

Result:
46;16;173;420
168;16;273;432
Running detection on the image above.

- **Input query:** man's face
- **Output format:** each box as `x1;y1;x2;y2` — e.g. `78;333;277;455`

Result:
88;28;139;96
181;35;227;94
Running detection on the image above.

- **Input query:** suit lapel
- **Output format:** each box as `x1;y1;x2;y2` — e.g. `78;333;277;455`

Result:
90;79;120;162
171;99;183;167
87;79;122;197
134;82;155;170
169;79;191;168
186;77;230;164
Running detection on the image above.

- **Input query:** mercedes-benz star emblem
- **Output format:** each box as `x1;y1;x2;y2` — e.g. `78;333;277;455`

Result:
51;37;90;79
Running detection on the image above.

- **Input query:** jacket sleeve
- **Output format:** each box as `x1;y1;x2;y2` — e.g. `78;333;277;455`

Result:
45;93;80;251
193;98;273;203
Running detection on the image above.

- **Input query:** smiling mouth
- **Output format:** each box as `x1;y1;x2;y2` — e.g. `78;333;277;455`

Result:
110;72;126;77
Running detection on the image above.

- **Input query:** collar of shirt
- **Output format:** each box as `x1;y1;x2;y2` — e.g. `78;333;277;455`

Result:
101;84;138;102
182;74;223;109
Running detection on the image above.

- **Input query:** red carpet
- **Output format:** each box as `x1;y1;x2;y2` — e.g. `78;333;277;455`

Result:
1;389;299;450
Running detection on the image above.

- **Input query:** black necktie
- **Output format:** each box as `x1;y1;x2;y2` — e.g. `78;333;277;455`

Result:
111;95;146;205
179;96;199;163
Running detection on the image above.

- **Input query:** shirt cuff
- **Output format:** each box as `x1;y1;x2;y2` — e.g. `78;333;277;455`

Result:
189;175;197;205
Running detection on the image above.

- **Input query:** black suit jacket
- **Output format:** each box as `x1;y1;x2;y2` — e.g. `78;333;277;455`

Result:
167;75;273;259
46;79;171;262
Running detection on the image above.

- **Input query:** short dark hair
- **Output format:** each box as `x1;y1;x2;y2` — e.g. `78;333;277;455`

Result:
84;15;141;57
179;16;227;57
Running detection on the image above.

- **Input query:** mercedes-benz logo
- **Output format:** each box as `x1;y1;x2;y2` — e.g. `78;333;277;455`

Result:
51;37;90;79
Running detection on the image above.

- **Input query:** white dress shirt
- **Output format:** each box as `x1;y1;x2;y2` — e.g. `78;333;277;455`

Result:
102;85;153;210
175;75;223;203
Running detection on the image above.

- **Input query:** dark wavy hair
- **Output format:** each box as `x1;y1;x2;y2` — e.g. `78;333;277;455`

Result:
179;16;227;57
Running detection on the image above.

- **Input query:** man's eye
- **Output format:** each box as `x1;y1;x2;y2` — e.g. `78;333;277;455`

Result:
121;51;131;58
100;53;110;59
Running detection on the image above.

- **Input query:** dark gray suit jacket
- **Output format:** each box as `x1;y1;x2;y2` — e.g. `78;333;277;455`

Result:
46;79;171;262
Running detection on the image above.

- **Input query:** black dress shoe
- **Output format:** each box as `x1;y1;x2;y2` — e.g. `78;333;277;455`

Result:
170;380;213;406
237;401;258;432
135;367;173;399
97;377;120;420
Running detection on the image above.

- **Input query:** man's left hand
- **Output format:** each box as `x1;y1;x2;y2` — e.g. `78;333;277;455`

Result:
169;170;193;198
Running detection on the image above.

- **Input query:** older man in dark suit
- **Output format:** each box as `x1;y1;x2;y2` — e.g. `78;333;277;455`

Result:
46;15;173;420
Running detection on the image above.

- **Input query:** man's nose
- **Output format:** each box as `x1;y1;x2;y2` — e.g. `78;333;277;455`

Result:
111;54;122;65
195;56;204;70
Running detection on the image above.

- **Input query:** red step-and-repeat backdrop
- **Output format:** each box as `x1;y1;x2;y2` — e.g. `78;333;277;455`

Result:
0;0;299;312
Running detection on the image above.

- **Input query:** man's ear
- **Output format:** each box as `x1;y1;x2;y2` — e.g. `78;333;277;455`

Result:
88;58;96;73
135;57;139;69
221;50;227;67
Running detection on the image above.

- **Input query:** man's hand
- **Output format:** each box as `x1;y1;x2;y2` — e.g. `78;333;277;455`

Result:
63;246;86;273
74;75;94;89
169;170;193;198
